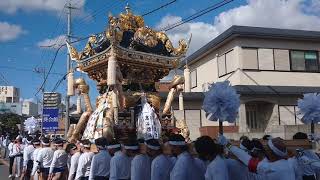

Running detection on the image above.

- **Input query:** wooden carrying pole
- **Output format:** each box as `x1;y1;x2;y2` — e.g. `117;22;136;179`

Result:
219;121;223;135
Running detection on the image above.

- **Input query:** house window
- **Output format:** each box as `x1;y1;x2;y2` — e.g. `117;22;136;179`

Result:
225;50;235;73
218;54;226;76
190;70;197;88
274;49;290;71
290;50;319;72
258;48;274;70
242;48;258;70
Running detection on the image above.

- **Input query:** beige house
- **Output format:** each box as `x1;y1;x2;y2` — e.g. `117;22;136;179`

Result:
177;26;320;140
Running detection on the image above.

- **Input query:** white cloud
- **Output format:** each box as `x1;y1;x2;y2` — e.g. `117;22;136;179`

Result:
0;22;26;42
37;35;66;49
157;0;320;55
0;0;85;14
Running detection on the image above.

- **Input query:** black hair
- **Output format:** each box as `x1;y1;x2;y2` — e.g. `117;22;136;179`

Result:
145;139;160;148
196;136;223;158
81;139;91;148
251;139;265;152
65;143;77;154
241;138;253;151
41;137;50;145
137;138;145;144
27;136;33;142
95;137;108;147
262;135;272;140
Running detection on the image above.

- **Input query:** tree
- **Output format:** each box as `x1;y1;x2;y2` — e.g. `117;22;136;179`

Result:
0;113;22;138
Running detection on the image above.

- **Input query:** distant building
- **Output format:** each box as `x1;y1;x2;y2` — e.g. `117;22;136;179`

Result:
178;26;320;140
0;102;22;115
22;101;38;117
0;86;20;103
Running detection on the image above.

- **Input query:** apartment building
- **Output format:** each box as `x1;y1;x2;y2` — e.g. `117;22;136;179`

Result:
178;26;320;140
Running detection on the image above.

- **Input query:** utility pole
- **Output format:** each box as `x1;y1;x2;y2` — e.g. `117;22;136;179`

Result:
34;67;46;135
65;2;78;137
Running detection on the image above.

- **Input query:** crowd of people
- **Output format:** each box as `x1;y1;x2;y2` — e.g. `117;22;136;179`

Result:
1;132;320;180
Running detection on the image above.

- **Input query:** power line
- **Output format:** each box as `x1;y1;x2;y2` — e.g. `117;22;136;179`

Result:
34;45;64;96
159;0;234;31
0;66;64;75
141;0;177;17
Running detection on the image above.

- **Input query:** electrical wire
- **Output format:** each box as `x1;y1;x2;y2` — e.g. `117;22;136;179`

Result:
159;0;234;31
34;45;64;96
141;0;177;17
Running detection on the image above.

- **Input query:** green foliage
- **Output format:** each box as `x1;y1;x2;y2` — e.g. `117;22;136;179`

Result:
0;113;22;137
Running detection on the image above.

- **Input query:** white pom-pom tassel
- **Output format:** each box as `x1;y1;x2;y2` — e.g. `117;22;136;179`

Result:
179;92;184;110
76;95;82;114
108;55;117;85
67;72;74;96
184;66;191;92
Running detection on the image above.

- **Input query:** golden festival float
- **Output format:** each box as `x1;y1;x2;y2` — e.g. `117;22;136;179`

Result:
66;4;192;143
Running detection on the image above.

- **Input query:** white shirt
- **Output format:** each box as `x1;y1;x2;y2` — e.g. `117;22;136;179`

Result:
131;154;151;180
12;143;24;156
205;155;229;180
151;154;173;180
31;148;41;176
68;152;81;180
75;151;94;179
36;147;54;168
8;142;14;157
170;151;203;180
49;149;68;173
110;151;132;180
194;158;208;176
23;144;35;167
89;149;111;180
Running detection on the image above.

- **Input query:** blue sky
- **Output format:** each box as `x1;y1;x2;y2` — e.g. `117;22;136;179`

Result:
0;0;319;105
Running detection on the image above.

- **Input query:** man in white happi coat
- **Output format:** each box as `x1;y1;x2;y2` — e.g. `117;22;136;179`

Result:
220;135;296;180
36;137;54;180
31;139;41;180
131;139;151;180
109;139;137;180
89;137;111;180
12;137;24;178
66;143;81;180
75;140;94;180
169;134;202;180
48;139;68;180
148;139;173;180
21;136;35;180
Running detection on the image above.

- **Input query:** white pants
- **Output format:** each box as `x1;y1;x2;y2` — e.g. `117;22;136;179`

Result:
14;156;22;176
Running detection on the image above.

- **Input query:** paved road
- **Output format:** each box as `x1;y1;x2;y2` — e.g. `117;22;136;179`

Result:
0;158;10;179
0;158;21;180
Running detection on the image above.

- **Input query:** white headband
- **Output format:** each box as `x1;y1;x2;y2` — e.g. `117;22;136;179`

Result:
107;144;121;149
42;142;50;146
54;143;63;146
168;141;186;146
27;140;32;144
96;145;105;150
33;142;40;145
124;145;139;150
145;143;160;150
267;139;287;157
80;143;90;148
240;144;248;151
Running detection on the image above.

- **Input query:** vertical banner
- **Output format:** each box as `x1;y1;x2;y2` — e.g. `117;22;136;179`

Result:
42;108;59;133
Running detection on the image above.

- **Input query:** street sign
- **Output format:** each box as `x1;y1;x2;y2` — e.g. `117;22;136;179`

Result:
42;108;59;132
43;92;61;108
